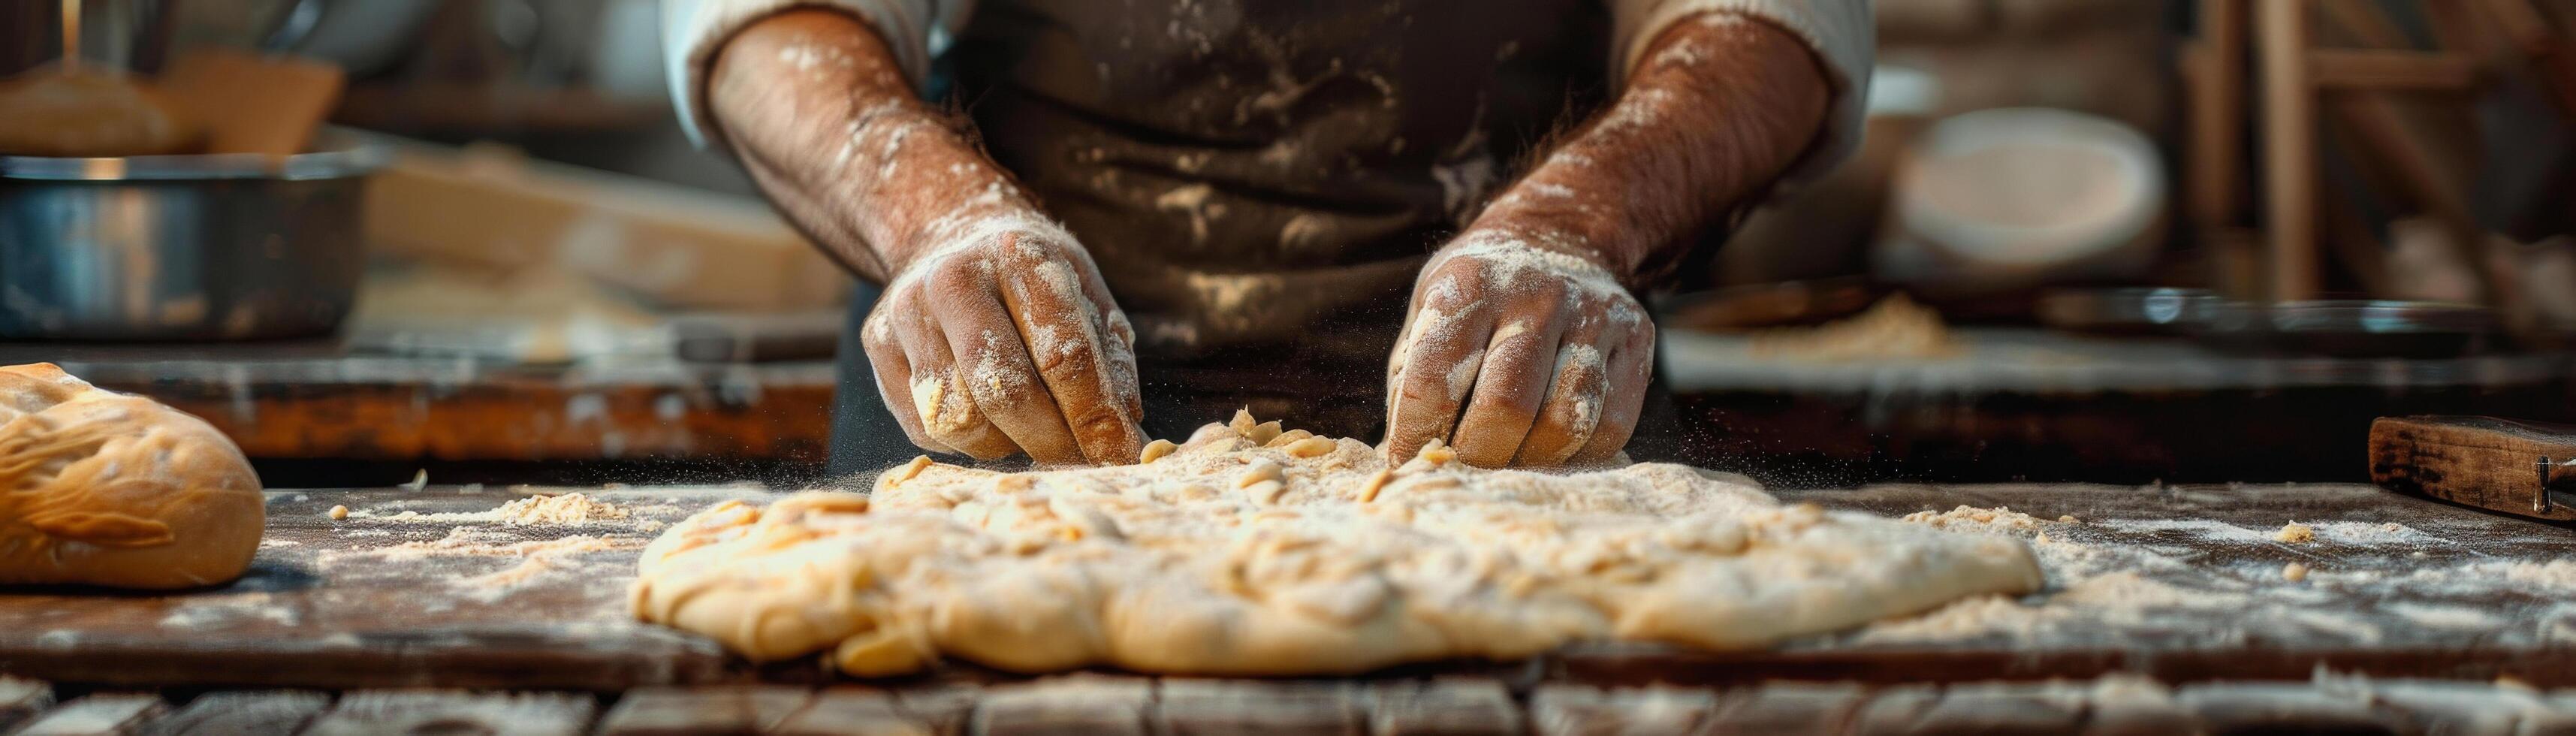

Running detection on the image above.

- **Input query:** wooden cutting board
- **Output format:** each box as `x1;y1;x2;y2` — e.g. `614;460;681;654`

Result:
0;483;2570;690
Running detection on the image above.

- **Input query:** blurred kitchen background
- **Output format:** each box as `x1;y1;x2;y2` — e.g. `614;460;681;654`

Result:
2;0;2570;487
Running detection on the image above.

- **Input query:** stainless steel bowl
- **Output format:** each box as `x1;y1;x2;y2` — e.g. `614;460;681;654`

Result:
0;130;385;340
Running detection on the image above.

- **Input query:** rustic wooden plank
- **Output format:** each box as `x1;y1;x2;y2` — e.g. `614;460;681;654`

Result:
2369;416;2576;521
1845;685;1934;735
769;688;932;736
0;487;757;691
0;350;840;463
300;690;597;736
2534;691;2576;736
2072;677;2197;736
1848;683;2084;735
2366;680;2553;736
14;694;168;736
971;675;1152;736
0;676;53;732
1364;678;1521;735
1703;682;1869;734
140;691;332;736
2175;681;2409;733
596;686;811;735
1154;680;1359;735
20;482;2576;692
891;685;981;735
1528;684;1718;735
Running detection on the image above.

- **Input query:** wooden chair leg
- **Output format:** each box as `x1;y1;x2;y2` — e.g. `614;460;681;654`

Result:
2260;0;2321;301
2191;0;2249;231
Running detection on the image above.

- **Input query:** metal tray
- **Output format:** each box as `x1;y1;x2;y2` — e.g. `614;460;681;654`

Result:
2037;287;2213;335
2191;299;2499;357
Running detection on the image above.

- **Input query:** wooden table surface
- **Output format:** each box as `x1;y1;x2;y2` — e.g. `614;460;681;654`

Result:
5;481;2576;693
0;344;837;464
10;672;2576;734
5;481;2576;734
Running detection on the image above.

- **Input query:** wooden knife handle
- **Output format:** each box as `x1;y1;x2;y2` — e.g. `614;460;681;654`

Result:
2370;415;2576;520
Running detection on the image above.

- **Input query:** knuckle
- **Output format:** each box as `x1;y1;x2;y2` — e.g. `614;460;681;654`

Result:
928;261;983;294
1030;337;1093;376
1068;405;1129;439
1468;382;1542;415
1396;378;1455;406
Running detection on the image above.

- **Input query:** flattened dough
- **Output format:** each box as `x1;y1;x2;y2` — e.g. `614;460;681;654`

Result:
634;412;2043;676
0;363;264;588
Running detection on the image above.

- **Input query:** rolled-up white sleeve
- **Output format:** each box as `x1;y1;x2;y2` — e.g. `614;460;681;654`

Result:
662;0;961;151
1610;0;1873;192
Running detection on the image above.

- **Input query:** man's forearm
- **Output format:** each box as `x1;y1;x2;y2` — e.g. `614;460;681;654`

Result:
708;10;1036;282
1469;13;1831;287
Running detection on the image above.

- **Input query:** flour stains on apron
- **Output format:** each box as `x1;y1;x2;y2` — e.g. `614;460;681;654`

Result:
945;0;1610;438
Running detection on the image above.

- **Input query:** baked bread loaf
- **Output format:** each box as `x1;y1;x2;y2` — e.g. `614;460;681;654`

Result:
0;68;202;158
0;363;264;589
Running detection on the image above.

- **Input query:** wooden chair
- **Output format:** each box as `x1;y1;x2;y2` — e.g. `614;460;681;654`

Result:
2185;0;2572;338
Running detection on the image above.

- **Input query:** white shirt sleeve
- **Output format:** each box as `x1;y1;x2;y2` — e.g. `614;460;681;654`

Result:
1609;0;1874;193
662;0;972;150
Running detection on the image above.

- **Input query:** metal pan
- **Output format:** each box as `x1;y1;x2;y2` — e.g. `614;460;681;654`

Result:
2036;287;2213;335
0;128;385;340
2191;299;2499;357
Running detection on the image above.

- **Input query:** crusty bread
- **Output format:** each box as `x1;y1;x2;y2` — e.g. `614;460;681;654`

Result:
0;68;203;158
0;363;263;589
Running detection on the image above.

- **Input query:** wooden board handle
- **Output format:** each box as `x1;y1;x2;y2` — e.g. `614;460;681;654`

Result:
2370;415;2576;520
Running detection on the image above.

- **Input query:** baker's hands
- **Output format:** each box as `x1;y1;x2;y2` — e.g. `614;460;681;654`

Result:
1383;231;1654;467
860;220;1148;466
1376;11;1838;466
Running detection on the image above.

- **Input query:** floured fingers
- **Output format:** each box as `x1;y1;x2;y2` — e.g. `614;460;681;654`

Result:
931;264;1086;465
858;306;957;455
1383;261;1495;463
1566;324;1654;466
1000;236;1145;465
887;291;1019;460
1512;318;1612;467
1448;290;1567;468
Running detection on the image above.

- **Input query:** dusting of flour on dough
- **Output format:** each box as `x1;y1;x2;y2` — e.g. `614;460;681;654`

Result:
1904;505;2046;530
632;412;2043;677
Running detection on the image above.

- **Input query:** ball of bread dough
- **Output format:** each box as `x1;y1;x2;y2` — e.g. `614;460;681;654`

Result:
0;363;264;589
0;68;201;158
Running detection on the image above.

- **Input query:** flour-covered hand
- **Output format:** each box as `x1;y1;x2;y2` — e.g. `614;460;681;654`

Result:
1383;231;1654;467
860;217;1146;466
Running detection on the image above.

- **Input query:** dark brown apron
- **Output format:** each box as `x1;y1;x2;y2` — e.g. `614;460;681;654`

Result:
832;0;1704;472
